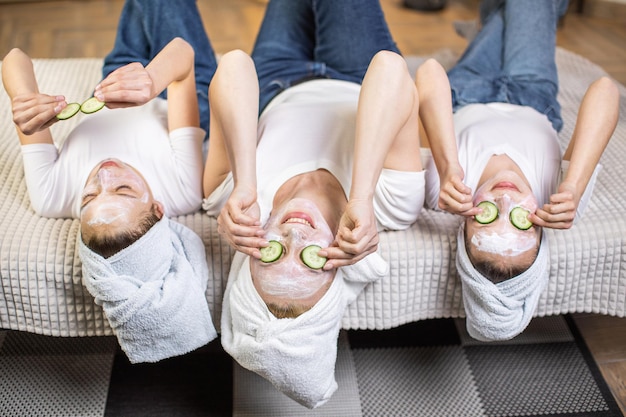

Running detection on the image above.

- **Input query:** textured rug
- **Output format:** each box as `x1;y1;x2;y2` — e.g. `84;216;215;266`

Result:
0;316;622;417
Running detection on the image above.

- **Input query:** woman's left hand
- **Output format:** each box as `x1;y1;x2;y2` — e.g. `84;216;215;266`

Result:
319;198;379;270
530;182;578;229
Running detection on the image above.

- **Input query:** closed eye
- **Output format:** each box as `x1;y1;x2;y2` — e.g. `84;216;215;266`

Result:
112;184;141;198
81;193;97;209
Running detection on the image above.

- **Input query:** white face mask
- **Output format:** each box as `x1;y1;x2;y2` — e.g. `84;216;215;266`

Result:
86;200;133;227
471;229;537;257
253;259;333;300
80;159;152;228
252;198;335;301
469;172;539;257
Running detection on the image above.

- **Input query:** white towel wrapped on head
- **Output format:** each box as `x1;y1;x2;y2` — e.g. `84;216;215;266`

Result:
456;225;549;342
221;251;388;409
78;216;217;363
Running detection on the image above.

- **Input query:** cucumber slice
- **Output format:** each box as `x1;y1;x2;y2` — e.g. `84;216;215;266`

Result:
300;245;327;270
260;240;283;263
510;207;532;230
56;102;80;120
80;97;105;114
475;201;498;224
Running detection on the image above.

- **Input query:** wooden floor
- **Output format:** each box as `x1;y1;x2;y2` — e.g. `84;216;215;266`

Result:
1;0;625;83
0;0;625;413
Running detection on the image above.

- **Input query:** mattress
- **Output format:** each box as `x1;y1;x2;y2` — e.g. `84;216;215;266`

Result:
0;48;624;337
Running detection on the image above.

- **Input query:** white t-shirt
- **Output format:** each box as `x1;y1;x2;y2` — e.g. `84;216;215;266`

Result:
424;103;599;217
203;79;424;231
21;98;205;219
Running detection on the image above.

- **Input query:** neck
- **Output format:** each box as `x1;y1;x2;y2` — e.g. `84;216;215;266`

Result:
273;169;347;233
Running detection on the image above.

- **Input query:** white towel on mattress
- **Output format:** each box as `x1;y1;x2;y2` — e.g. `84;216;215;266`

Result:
78;216;217;363
221;251;388;409
456;225;550;342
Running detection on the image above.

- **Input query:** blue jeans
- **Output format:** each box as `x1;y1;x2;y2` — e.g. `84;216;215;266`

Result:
447;0;569;132
102;0;217;136
251;0;400;112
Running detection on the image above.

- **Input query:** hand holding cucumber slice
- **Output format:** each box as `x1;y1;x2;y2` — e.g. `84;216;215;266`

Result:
474;201;498;224
80;96;106;114
300;245;327;270
509;207;533;230
56;97;105;121
56;103;80;120
260;240;283;263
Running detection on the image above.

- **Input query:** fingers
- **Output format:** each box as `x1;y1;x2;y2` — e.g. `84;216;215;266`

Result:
94;63;153;106
438;177;474;214
336;230;378;255
216;224;266;259
319;228;379;270
320;245;374;270
547;191;576;209
217;210;264;239
438;195;475;215
12;94;64;135
459;206;482;217
529;190;577;229
217;205;267;258
450;176;472;196
227;205;261;227
530;208;575;229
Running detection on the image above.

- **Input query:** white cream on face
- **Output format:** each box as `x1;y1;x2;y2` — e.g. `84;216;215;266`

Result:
253;198;335;300
471;230;537;257
81;161;151;227
86;200;134;226
470;193;538;257
255;262;332;300
256;228;332;300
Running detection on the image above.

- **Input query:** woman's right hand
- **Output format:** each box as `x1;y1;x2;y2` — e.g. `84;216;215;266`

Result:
438;167;480;217
11;92;65;135
94;62;155;108
217;185;267;259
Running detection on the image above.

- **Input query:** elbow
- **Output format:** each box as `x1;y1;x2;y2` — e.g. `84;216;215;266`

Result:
218;49;253;68
3;47;26;61
209;49;255;97
215;49;254;75
372;50;413;86
368;50;414;90
590;76;620;129
2;48;32;76
594;76;619;103
171;37;195;63
416;58;446;81
371;50;407;72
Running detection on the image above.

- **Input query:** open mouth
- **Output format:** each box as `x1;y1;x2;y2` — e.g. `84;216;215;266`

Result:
493;182;520;192
282;212;315;228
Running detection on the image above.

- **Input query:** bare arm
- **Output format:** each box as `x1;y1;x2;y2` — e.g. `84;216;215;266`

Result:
162;38;199;132
323;50;420;268
532;76;619;228
350;51;421;201
205;50;266;258
1;48;61;145
94;37;199;131
416;58;478;217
